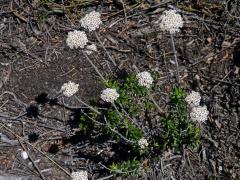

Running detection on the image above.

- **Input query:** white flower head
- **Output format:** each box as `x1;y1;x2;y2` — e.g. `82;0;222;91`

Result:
158;9;183;34
71;171;88;180
185;91;201;107
138;138;148;149
80;11;102;31
190;105;209;123
137;71;153;88
66;30;88;49
85;44;98;55
61;81;79;97
100;88;119;103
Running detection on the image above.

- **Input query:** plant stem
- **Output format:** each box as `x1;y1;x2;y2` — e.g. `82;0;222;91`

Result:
132;64;165;115
82;51;107;83
103;116;135;144
74;96;101;115
170;33;180;85
94;32;117;66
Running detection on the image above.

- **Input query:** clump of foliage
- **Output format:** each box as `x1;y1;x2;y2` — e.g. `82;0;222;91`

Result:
79;74;149;144
161;87;201;150
110;159;142;176
77;74;202;177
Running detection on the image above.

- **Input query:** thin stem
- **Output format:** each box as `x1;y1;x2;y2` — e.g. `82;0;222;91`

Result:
18;141;46;180
96;174;114;180
118;102;141;128
113;102;144;134
74;96;101;115
103;116;135;144
94;32;117;66
82;51;107;83
149;94;164;114
163;51;171;82
80;108;135;144
170;33;180;85
80;109;105;126
112;102;123;119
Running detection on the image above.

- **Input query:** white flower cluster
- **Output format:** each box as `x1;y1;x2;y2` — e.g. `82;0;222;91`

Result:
190;105;209;123
185;91;201;107
158;9;183;34
80;11;102;31
138;138;148;149
61;81;79;97
136;71;153;88
71;171;88;180
66;11;102;53
100;88;119;103
185;91;209;123
85;44;98;55
66;30;88;49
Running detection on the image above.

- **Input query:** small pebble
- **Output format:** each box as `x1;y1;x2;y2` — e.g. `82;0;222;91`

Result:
21;151;28;160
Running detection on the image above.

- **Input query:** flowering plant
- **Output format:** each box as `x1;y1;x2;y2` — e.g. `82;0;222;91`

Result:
158;9;183;34
61;9;209;178
80;11;102;31
66;30;88;49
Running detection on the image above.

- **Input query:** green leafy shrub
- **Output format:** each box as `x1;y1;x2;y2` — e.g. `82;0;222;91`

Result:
77;75;202;177
161;87;201;150
78;74;147;144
